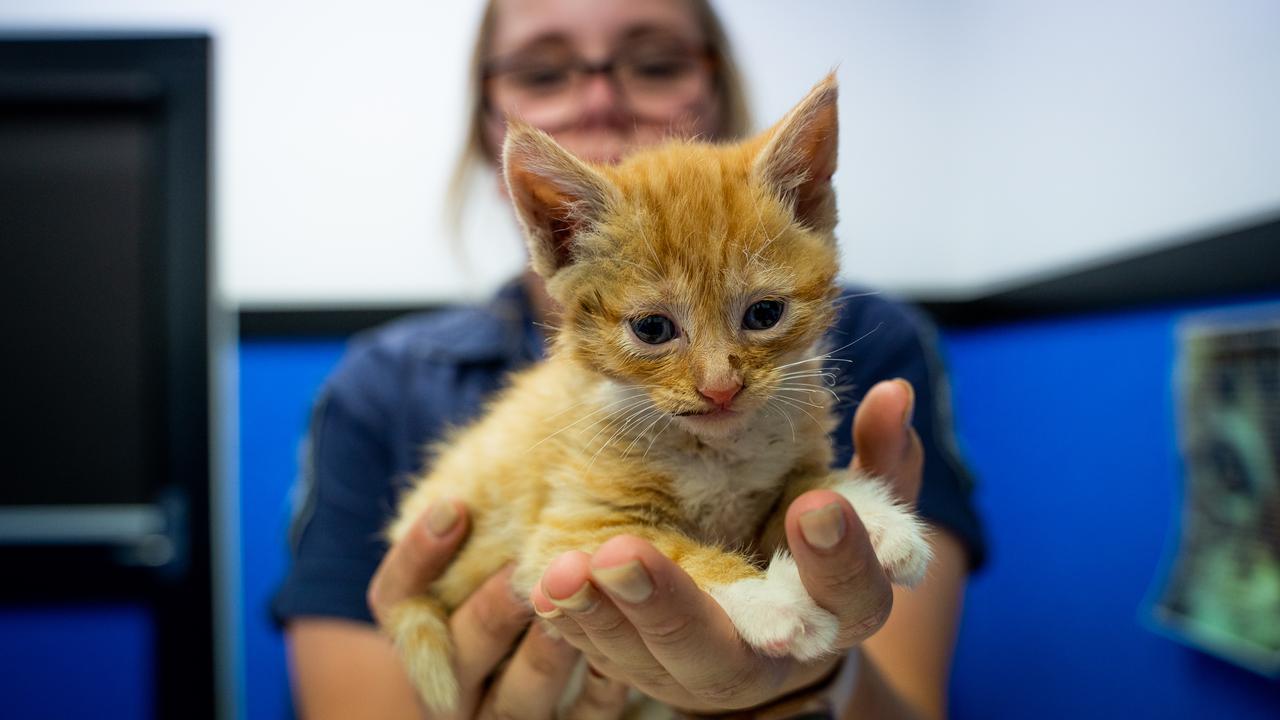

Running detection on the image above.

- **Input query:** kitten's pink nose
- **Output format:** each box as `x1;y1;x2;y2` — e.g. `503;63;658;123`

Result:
699;381;742;409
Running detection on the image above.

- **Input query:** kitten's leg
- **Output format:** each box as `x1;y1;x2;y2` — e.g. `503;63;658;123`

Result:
761;469;933;587
515;521;841;662
385;594;458;712
383;476;505;712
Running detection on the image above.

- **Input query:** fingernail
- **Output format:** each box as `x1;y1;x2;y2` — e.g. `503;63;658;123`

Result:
537;618;564;641
591;560;654;604
547;581;599;613
425;500;459;537
799;502;846;550
893;378;915;428
534;604;563;620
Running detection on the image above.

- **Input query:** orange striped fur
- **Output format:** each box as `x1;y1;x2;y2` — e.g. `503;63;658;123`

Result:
385;75;931;711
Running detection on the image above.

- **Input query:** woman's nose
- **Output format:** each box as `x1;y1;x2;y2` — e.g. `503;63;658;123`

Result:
576;71;626;117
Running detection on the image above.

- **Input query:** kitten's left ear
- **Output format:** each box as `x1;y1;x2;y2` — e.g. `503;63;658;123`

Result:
502;122;618;279
753;73;839;234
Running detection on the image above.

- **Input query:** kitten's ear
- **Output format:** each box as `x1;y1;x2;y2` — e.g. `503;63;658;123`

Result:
502;122;617;279
753;73;839;233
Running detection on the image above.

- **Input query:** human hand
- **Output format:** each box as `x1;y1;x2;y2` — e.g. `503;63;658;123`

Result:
368;502;630;719
530;379;924;712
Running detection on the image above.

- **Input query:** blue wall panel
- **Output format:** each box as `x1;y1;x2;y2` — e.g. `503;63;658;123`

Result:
0;604;153;719
233;298;1280;718
237;339;346;720
944;298;1280;719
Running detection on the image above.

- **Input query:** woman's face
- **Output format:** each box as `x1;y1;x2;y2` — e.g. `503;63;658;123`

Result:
484;0;722;164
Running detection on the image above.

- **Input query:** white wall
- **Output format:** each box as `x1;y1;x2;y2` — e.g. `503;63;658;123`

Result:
3;0;1278;305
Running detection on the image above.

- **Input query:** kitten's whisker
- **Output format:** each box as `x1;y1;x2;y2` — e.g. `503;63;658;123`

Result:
772;322;884;372
624;409;669;457
776;382;843;404
764;400;798;443
587;404;658;473
528;392;650;450
585;407;650;466
776;375;840;388
770;388;826;408
771;395;828;433
643;414;675;459
544;389;646;422
777;370;838;381
818;322;885;358
829;290;882;303
577;396;656;453
775;357;856;371
773;355;831;371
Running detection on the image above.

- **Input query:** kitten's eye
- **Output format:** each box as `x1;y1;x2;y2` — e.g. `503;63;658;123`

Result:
630;315;679;345
743;300;785;330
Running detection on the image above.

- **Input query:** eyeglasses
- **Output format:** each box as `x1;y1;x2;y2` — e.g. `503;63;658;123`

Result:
483;42;713;127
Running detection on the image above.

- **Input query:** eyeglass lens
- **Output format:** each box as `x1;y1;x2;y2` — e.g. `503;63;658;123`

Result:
486;39;710;125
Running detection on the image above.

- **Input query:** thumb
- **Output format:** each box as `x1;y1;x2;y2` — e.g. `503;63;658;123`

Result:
368;499;469;625
851;379;923;505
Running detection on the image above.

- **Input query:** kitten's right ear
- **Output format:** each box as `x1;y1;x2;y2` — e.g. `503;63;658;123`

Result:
502;122;617;279
752;74;839;234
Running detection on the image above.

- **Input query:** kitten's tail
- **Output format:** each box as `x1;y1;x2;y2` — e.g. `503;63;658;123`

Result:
387;596;459;712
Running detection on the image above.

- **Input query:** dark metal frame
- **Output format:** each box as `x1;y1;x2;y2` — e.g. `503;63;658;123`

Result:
0;35;215;718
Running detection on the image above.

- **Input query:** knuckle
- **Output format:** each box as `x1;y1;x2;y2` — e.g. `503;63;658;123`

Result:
470;590;520;640
521;643;565;680
697;664;761;705
485;701;524;720
626;666;682;695
406;521;438;559
576;681;626;713
581;611;634;643
819;548;878;598
840;585;893;643
552;618;592;646
637;611;698;649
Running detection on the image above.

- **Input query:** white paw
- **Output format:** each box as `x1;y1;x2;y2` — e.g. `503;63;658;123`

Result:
709;553;839;661
834;475;933;587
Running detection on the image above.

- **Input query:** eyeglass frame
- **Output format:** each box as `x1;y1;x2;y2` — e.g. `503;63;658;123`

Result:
480;42;717;117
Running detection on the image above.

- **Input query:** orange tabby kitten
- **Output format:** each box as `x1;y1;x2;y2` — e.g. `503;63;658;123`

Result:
386;75;931;711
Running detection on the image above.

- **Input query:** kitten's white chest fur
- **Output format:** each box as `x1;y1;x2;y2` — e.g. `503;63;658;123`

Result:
650;410;811;549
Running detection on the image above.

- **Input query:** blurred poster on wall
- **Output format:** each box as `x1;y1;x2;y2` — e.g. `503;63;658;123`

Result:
1149;305;1280;676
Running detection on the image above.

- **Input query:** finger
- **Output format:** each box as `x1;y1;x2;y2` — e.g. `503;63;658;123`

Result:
586;536;778;710
450;566;533;700
479;620;580;720
564;666;630;720
537;550;699;706
368;499;469;624
786;490;894;647
851;379;923;504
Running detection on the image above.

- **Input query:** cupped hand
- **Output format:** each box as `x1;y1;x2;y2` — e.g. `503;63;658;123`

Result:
368;502;629;719
530;379;924;712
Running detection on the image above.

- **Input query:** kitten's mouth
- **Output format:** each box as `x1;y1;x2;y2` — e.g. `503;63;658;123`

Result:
675;407;738;420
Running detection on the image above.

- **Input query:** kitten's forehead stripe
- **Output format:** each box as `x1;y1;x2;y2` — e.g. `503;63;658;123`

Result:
602;141;829;307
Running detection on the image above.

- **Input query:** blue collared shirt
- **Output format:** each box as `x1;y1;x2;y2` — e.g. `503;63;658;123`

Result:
273;282;985;625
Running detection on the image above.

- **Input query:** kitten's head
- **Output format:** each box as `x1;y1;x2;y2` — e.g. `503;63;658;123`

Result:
504;75;841;439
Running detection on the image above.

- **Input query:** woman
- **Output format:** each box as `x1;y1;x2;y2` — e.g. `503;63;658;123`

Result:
275;1;984;718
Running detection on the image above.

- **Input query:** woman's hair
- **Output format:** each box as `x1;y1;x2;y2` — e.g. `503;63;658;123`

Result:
445;0;752;227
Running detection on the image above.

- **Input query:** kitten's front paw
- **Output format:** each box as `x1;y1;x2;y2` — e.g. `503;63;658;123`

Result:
709;553;839;661
836;477;933;587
